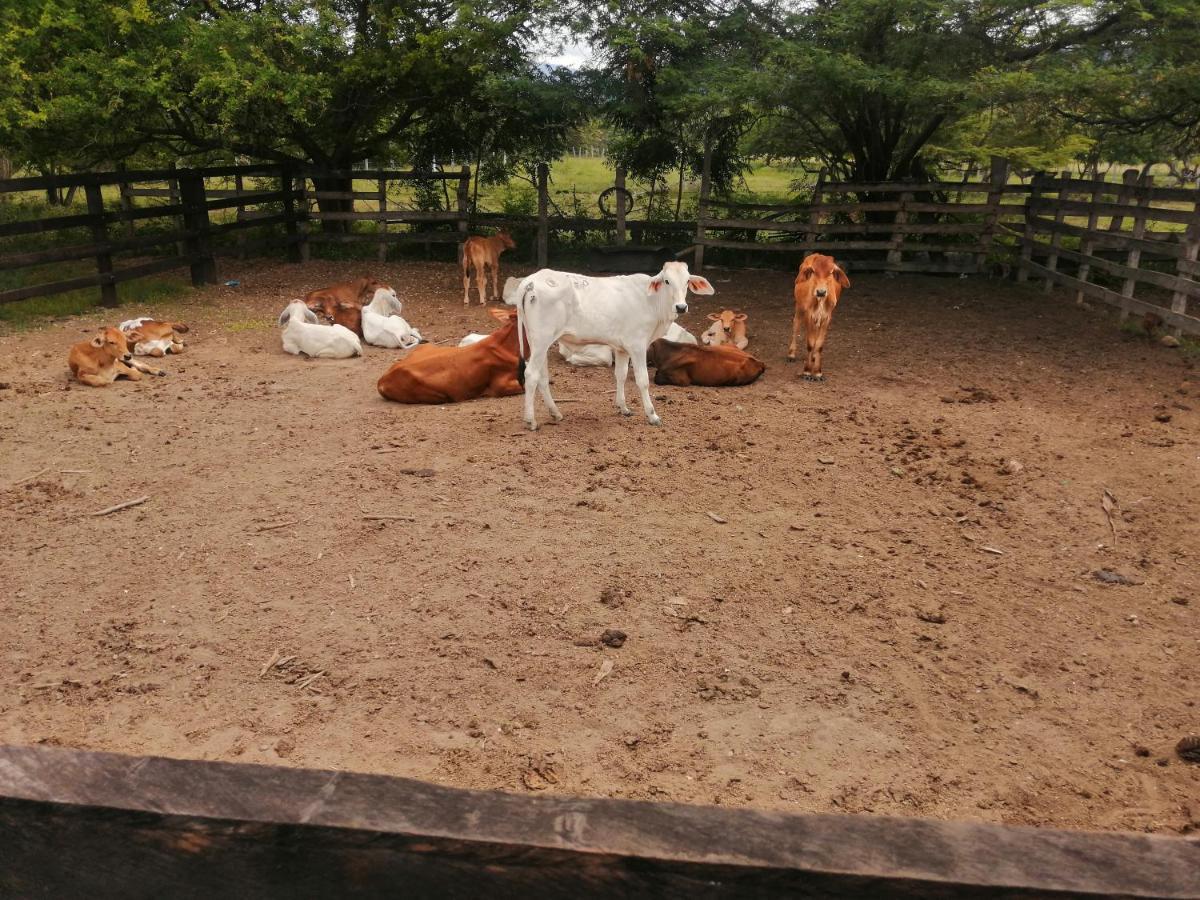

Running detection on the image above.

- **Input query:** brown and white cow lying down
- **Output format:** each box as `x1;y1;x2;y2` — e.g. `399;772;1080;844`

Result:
377;308;521;404
789;253;850;381
118;317;189;356
646;340;765;387
701;309;749;349
68;326;166;386
304;278;393;337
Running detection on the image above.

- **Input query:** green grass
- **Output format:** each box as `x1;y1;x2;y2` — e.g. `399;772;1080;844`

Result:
0;275;191;330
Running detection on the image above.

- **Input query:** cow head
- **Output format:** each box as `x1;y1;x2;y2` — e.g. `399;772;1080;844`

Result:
797;254;850;304
280;300;320;326
366;285;402;316
91;326;134;363
496;230;517;251
706;310;747;339
648;261;715;317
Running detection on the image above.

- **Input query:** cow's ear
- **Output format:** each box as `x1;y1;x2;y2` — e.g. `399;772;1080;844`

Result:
706;312;720;321
278;307;292;326
734;313;748;322
303;308;321;325
798;265;815;282
126;330;143;344
648;277;663;294
834;268;851;289
90;334;104;348
688;276;715;295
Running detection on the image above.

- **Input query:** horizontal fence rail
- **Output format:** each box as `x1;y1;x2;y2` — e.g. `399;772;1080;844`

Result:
2;160;1199;333
1;745;1198;899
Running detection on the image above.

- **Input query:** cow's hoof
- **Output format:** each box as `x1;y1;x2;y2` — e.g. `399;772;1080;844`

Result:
647;415;663;427
802;373;825;382
156;371;167;377
526;421;538;432
551;411;565;422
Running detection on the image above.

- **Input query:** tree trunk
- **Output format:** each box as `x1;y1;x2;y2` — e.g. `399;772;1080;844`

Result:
310;174;355;235
675;159;685;222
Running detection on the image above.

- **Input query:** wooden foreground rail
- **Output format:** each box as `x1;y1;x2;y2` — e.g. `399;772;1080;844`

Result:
0;746;1197;898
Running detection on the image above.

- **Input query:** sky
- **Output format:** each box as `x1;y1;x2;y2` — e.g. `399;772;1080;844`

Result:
534;36;592;69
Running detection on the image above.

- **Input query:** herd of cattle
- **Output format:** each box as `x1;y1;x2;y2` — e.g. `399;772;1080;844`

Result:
65;231;851;429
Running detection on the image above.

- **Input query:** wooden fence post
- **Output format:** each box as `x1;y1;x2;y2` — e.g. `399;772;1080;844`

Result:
886;186;912;272
976;156;1009;275
536;162;549;269
377;175;389;263
457;167;470;264
806;168;827;248
168;161;186;259
1108;169;1139;235
614;166;627;247
1042;170;1071;294
1017;172;1047;283
116;163;135;240
178;170;216;286
281;166;302;265
1119;174;1153;322
84;183;118;308
1170;219;1200;336
694;141;712;272
1074;181;1105;305
295;173;310;263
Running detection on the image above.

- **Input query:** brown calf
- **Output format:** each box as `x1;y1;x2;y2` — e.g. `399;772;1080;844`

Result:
121;319;189;356
461;230;516;305
789;253;850;380
647;340;765;387
304;278;392;337
701;309;749;349
68;327;166;387
377;308;522;404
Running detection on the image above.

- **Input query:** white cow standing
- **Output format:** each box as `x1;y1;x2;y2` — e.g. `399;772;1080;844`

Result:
511;261;715;430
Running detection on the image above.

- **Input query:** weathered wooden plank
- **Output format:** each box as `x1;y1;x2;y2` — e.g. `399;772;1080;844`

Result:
1029;196;1199;226
1019;237;1200;297
311;209;461;222
208;212;291;235
0;746;1197;900
0;256;190;305
310;190;386;201
699;237;985;254
0;164;284;193
1040;177;1200;205
298;168;464;182
701;218;986;235
0;229;194;270
1021;217;1189;259
205;190;298;212
1024;259;1200;334
306;231;465;245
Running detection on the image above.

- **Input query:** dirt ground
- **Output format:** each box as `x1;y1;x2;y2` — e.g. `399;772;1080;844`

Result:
0;258;1196;836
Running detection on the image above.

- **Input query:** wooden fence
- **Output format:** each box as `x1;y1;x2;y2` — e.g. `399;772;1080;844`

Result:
2;744;1198;898
1015;169;1200;334
3;161;1200;334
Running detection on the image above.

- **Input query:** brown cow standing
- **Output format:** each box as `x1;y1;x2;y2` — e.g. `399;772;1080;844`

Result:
789;253;850;380
68;327;166;386
377;308;522;404
305;278;392;337
461;230;516;305
647;340;765;387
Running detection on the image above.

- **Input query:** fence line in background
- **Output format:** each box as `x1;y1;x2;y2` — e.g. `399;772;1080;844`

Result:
2;161;1199;334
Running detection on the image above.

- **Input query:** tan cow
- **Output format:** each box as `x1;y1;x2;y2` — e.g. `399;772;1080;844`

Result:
68;326;166;386
701;309;749;349
789;253;850;380
461;230;516;305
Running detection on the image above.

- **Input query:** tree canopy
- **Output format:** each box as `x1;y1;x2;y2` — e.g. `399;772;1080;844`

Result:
2;0;1199;191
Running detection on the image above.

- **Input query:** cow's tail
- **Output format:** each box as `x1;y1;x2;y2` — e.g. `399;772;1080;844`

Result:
515;280;529;387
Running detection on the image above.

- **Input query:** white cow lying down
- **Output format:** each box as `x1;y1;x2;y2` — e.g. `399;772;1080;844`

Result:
278;300;362;358
511;261;714;430
361;287;423;349
558;322;697;366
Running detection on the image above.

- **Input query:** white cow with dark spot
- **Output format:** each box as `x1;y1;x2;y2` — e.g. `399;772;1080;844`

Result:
511;262;714;430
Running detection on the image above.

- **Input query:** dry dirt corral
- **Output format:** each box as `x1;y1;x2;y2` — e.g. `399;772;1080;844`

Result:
1;259;1197;835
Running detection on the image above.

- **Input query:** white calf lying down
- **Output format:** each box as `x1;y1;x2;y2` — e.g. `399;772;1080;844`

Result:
557;322;698;366
458;333;488;347
278;300;362;358
512;261;714;430
362;287;423;349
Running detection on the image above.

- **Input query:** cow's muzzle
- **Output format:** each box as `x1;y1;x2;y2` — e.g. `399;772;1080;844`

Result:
674;302;688;315
815;288;828;299
123;354;133;362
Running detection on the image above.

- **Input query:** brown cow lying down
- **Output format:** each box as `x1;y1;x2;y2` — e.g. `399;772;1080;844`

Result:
377;307;521;404
118;317;188;356
68;326;167;386
305;277;393;337
647;339;765;387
